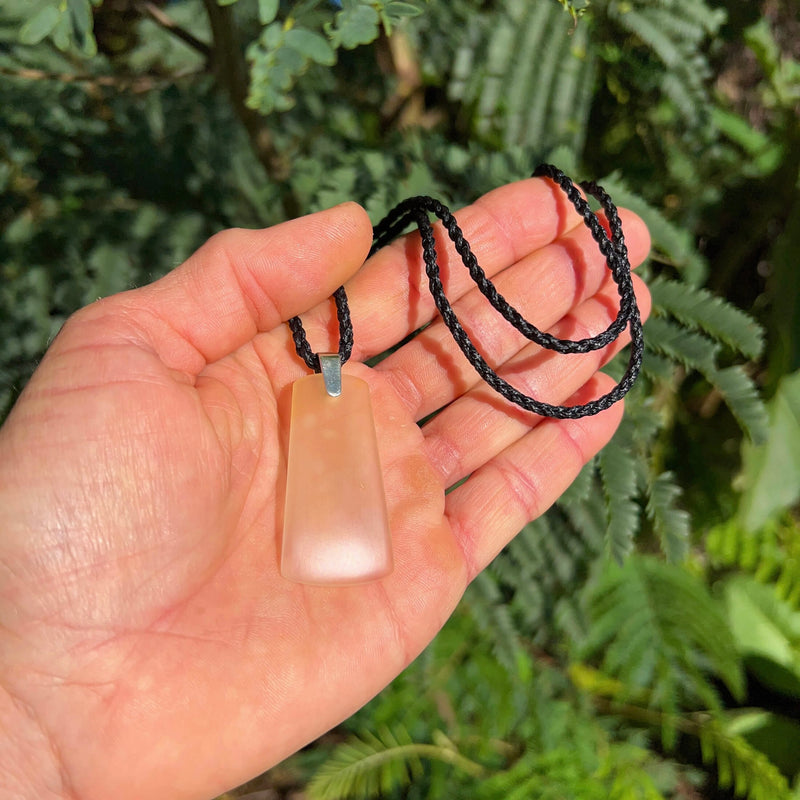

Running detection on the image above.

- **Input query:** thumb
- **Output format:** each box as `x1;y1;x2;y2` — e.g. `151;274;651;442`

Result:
72;202;374;374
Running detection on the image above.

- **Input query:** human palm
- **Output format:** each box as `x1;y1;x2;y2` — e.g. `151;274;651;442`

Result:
0;178;650;800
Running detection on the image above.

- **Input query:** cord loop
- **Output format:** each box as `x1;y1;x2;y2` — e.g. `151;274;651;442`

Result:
287;164;643;419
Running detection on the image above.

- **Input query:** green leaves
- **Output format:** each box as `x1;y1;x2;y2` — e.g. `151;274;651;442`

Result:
599;436;641;563
258;0;280;26
723;576;800;699
737;370;800;530
247;21;337;114
447;0;596;154
17;0;98;55
583;557;745;721
650;277;764;360
646;472;690;563
326;2;380;49
307;727;484;800
644;280;769;444
284;27;336;65
18;5;60;45
697;717;793;800
245;0;424;113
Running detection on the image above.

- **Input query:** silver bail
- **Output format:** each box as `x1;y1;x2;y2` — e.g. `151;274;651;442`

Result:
318;353;342;398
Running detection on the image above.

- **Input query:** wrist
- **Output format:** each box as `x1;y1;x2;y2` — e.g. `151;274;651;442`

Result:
0;683;67;800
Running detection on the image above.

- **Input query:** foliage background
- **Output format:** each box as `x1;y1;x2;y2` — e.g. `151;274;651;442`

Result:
1;0;799;797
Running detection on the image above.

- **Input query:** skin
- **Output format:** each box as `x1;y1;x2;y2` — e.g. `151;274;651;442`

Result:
0;177;651;800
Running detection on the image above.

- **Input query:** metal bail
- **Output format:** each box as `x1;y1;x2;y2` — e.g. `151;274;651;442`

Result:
318;353;342;398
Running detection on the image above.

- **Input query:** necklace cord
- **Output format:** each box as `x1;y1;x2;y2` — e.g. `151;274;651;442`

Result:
287;164;643;419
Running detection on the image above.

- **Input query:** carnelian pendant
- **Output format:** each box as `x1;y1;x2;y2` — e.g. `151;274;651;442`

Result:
280;355;392;585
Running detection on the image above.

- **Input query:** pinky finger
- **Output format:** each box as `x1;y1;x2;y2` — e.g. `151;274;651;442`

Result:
445;372;623;580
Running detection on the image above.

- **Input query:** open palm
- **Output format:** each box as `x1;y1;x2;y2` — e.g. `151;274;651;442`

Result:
0;177;650;800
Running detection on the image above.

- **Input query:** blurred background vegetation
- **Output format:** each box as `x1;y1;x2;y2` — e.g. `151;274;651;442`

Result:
1;0;799;797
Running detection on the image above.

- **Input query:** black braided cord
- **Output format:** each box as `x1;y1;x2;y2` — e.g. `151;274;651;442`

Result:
287;164;643;420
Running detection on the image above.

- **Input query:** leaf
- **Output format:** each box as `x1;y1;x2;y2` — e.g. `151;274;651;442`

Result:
385;2;424;20
643;316;719;376
722;575;800;698
594;176;709;285
446;1;593;154
583;557;745;718
713;365;770;444
67;0;97;57
217;0;239;6
650;277;764;360
737;370;800;529
697;717;792;800
557;459;595;506
284;27;336;66
258;0;279;25
19;5;61;45
646;472;690;563
598;438;640;563
726;710;800;781
327;4;380;50
308;727;484;799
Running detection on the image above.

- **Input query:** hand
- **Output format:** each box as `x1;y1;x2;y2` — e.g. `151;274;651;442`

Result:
0;178;651;800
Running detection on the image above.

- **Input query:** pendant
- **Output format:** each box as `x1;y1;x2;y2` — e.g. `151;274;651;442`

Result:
280;354;393;585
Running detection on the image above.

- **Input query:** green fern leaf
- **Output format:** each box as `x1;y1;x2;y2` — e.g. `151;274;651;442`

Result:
697;717;792;800
558;459;596;506
650;277;764;359
599;438;641;562
646;472;690;563
613;7;683;69
706;518;800;610
307;727;417;800
609;4;710;125
641;351;675;382
593;175;709;284
666;0;726;35
466;571;529;675
643;317;720;375
582;557;745;721
447;1;594;154
711;366;770;444
308;726;486;800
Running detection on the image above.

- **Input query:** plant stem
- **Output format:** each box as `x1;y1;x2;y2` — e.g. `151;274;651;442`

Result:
0;64;201;93
201;0;300;219
136;1;212;59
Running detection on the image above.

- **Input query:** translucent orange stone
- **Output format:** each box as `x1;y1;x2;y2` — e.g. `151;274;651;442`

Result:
280;373;393;585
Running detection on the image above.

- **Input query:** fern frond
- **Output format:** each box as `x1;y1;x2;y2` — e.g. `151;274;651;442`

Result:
558;459;596;506
707;518;800;611
608;2;712;126
645;6;709;45
643;317;720;375
446;0;594;154
592;173;709;284
599;437;641;562
641;351;675;383
572;666;790;799
650;277;764;359
643;319;767;443
465;571;528;675
711;366;770;444
698;718;792;800
666;0;726;35
646;472;690;563
308;727;484;800
582;557;745;721
612;7;683;69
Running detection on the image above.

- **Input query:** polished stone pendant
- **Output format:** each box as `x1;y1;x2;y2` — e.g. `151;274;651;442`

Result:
280;355;393;585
